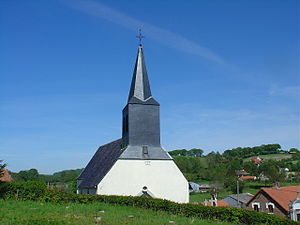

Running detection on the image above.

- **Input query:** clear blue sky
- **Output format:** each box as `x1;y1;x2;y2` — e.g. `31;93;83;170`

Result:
1;0;299;174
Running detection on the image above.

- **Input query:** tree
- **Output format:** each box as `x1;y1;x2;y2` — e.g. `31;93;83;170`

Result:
259;160;286;186
290;148;299;153
188;149;204;157
0;160;6;178
18;168;39;181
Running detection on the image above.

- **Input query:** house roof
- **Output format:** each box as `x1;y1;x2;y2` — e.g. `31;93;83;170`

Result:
250;157;262;164
247;186;300;212
201;200;229;207
78;139;123;189
0;169;12;182
226;193;254;204
236;170;250;176
240;176;256;180
128;45;159;105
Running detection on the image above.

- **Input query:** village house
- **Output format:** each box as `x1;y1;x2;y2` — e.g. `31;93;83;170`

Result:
223;193;253;209
250;157;262;165
246;186;300;221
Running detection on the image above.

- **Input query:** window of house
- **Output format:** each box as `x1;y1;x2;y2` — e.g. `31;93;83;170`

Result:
252;203;260;212
268;204;274;213
266;202;275;213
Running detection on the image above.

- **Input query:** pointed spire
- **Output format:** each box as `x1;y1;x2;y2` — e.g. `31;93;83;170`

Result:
128;45;152;102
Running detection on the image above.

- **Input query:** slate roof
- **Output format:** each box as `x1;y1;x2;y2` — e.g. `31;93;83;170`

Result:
78;139;123;189
119;145;171;160
128;45;159;106
226;193;253;204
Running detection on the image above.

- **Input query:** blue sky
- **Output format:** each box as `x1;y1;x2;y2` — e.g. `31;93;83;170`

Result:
1;0;299;174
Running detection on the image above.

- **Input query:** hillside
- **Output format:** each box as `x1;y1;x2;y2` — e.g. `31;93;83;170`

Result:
244;153;292;161
0;200;233;225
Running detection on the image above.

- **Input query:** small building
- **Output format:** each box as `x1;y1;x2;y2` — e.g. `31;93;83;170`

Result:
0;169;12;183
199;184;214;192
250;157;262;165
240;176;257;181
189;182;201;193
201;199;229;207
246;186;300;221
223;193;253;208
236;170;250;177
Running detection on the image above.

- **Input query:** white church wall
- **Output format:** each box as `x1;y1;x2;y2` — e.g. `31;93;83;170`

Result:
96;159;189;203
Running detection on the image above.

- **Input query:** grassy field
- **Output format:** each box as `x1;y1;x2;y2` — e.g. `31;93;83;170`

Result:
0;200;233;225
244;153;292;161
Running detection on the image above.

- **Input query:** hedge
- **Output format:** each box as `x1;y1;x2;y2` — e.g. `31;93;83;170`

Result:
0;181;298;225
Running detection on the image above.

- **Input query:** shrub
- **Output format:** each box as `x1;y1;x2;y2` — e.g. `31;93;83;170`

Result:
0;182;298;225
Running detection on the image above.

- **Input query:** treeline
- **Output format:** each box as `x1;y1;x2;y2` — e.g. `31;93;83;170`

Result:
223;144;282;159
173;150;300;193
169;148;204;157
11;168;83;183
169;144;286;159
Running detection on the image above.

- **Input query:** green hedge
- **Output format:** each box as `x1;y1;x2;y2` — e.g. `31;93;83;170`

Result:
0;181;298;225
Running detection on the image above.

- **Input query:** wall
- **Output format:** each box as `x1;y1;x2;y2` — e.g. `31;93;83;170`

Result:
96;159;189;203
246;192;287;218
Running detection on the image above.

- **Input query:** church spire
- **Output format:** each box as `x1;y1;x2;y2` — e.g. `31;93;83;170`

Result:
128;45;152;103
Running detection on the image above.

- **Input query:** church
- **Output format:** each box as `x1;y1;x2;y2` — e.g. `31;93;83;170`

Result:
77;41;189;203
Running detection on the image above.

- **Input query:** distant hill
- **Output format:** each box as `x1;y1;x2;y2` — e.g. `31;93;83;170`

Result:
11;168;84;183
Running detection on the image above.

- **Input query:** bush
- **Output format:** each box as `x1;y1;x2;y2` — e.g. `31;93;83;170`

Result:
0;181;46;200
0;182;298;225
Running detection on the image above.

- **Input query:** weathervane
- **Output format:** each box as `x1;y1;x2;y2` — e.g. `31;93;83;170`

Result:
136;29;145;45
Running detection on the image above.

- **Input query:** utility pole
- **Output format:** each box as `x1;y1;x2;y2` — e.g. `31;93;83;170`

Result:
237;179;240;208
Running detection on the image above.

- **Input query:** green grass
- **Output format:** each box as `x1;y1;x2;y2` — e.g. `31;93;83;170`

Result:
190;191;231;203
0;200;233;225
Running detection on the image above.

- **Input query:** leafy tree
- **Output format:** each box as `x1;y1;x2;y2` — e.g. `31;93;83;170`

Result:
259;160;286;186
18;169;39;181
187;149;204;157
224;177;245;194
0;160;7;179
289;148;299;153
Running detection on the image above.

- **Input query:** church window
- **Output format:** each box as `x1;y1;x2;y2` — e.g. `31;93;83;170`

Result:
142;146;148;155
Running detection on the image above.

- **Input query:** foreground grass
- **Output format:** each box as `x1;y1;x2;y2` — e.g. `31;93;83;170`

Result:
0;200;232;225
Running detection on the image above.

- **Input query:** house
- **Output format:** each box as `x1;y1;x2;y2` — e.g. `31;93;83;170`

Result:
236;170;250;177
246;186;300;221
250;157;262;165
0;169;12;183
77;42;189;203
189;182;201;192
199;184;214;192
201;199;229;207
240;176;257;181
223;193;253;208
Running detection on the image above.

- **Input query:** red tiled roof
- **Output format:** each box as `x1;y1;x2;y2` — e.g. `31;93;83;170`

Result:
240;176;256;180
200;200;229;207
261;186;300;212
0;169;12;183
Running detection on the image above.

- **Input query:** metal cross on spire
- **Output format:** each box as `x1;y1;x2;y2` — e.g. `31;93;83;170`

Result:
136;29;145;45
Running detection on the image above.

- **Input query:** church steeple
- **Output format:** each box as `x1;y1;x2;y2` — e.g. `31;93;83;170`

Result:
128;45;152;102
120;43;170;160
